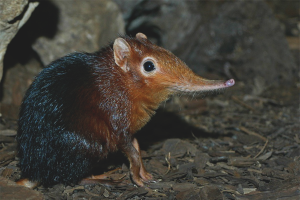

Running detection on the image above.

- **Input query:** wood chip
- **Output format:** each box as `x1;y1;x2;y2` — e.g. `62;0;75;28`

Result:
85;189;100;197
227;157;257;167
103;188;110;198
0;130;17;136
63;186;84;194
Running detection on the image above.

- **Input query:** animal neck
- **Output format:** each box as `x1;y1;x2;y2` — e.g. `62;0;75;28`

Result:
128;86;170;135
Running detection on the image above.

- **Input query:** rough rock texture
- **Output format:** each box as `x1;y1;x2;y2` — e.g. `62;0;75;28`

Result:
115;0;297;95
1;0;125;118
1;59;42;119
0;0;38;81
32;0;125;66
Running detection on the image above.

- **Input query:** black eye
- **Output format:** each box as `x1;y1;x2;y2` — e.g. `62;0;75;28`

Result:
143;61;155;72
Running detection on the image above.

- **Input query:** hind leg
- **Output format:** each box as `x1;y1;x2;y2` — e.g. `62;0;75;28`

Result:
79;167;124;186
16;179;39;189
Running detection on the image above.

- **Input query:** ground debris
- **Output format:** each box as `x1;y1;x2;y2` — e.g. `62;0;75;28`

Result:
235;177;300;200
0;176;43;200
0;76;299;200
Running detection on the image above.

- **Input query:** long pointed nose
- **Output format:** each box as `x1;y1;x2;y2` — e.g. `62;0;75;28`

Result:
172;72;235;93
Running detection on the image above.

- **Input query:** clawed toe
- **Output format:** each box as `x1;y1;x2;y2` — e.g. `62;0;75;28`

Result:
141;172;153;182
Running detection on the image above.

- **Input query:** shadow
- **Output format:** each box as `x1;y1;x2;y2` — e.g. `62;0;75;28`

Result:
4;0;59;67
126;22;162;45
90;151;127;177
90;108;227;176
125;0;162;45
1;0;59;100
90;109;214;176
136;108;221;150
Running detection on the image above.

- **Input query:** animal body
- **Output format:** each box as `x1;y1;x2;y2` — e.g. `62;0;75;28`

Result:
16;33;234;188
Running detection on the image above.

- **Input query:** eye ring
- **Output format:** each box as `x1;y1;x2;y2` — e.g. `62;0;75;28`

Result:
143;61;156;72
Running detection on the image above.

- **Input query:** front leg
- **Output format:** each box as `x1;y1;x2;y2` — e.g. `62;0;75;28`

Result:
120;137;152;186
132;138;153;182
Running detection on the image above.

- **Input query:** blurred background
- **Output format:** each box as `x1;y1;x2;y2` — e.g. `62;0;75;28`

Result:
0;0;298;119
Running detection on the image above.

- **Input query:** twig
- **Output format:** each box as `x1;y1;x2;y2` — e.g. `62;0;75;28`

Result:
243;95;280;105
268;127;286;140
105;167;122;175
294;134;300;144
247;168;262;174
118;174;126;180
232;96;255;111
164;152;171;175
239;126;267;142
191;132;201;146
253;139;268;159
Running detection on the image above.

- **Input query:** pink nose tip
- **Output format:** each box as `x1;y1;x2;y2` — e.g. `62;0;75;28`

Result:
225;79;235;87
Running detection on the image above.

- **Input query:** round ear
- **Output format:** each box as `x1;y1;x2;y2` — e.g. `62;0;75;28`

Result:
113;38;131;72
136;33;147;40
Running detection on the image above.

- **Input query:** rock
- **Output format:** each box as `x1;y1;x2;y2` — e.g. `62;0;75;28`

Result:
199;185;223;200
0;0;39;81
32;0;125;66
162;139;198;157
116;0;297;94
194;151;210;170
1;0;125;118
175;188;201;200
147;159;168;176
1;58;42;119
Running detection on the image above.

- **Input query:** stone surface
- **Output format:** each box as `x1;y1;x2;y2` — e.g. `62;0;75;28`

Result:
199;185;223;200
1;0;125;118
0;0;38;81
194;151;210;170
32;0;125;66
1;58;42;119
162;139;198;157
176;188;201;200
115;0;297;95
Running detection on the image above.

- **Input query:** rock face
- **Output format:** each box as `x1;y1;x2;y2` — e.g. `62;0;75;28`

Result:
0;0;39;81
32;0;125;66
1;0;125;118
115;0;297;94
1;59;42;119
